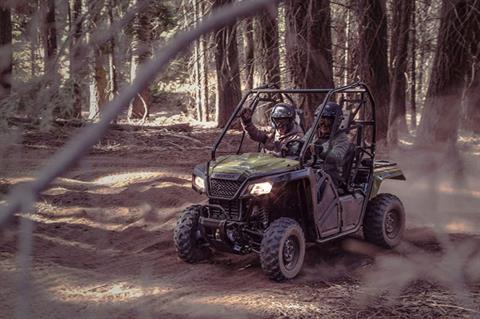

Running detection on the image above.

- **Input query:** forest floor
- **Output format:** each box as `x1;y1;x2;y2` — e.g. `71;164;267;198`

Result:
1;109;480;319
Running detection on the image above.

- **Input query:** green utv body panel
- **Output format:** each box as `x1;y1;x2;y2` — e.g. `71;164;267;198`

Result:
209;153;300;177
371;165;406;198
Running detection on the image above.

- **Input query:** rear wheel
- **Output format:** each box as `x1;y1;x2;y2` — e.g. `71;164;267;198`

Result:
173;205;210;263
260;217;305;281
363;193;405;248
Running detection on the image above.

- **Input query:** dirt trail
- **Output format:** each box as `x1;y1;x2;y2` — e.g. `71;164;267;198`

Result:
1;125;480;318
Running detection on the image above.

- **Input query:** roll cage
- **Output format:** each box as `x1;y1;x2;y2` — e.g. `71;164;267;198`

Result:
211;82;377;171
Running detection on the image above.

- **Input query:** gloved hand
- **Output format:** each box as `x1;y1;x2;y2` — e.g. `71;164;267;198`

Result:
313;142;324;156
239;107;253;124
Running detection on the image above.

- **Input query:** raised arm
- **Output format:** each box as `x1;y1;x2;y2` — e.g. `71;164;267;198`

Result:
240;108;269;144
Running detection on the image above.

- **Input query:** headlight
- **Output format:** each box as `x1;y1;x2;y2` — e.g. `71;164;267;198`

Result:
249;181;273;196
193;175;205;192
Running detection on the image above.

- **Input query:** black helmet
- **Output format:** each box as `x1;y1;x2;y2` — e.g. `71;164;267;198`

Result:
318;101;343;136
270;103;295;131
322;101;343;119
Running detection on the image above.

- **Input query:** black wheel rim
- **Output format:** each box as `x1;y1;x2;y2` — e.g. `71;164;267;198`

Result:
282;235;300;271
385;209;401;239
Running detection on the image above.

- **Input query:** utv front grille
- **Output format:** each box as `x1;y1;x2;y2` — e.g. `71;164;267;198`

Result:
209;178;243;199
208;199;241;220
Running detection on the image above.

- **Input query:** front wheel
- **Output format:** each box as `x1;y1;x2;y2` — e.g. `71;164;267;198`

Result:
173;205;210;263
260;217;305;281
363;193;405;248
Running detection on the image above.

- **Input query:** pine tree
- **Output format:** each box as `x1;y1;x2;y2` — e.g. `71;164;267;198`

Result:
0;3;12;99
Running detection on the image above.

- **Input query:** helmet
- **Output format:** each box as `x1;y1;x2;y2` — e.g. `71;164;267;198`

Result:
322;101;343;119
270;103;296;131
318;101;343;137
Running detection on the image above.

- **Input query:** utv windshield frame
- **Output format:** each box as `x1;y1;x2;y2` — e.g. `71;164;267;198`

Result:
210;81;377;168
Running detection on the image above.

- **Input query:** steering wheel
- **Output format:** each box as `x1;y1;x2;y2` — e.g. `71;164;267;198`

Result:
281;139;304;158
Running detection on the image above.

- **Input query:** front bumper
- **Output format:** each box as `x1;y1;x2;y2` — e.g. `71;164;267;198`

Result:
198;204;252;254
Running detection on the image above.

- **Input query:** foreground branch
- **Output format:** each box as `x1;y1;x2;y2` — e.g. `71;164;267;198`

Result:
0;0;279;226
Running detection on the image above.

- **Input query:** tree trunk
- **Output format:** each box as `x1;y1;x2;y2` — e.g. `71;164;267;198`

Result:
355;0;390;145
463;30;480;134
130;1;152;120
464;61;480;133
0;3;12;99
94;44;109;114
257;6;281;87
343;6;352;86
92;1;109;118
416;0;480;146
243;17;254;90
43;0;57;75
213;0;241;128
193;0;202;121
387;0;413;146
193;0;209;122
285;0;334;124
108;0;119;97
409;0;417;130
198;2;209;122
69;0;83;118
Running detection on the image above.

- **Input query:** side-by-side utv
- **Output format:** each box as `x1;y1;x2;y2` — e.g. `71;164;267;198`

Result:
174;82;406;281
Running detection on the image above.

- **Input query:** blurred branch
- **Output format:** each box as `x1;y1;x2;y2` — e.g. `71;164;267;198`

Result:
0;0;280;226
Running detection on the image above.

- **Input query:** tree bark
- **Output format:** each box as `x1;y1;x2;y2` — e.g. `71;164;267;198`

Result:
69;0;83;118
464;60;480;133
285;0;334;124
198;2;209;122
355;0;390;144
92;0;109;118
243;17;254;90
257;6;281;87
193;0;202;121
416;0;480;146
0;3;12;99
43;0;57;75
213;0;241;128
387;0;413;146
464;25;480;134
192;0;209;122
108;0;119;97
409;0;417;130
130;1;152;120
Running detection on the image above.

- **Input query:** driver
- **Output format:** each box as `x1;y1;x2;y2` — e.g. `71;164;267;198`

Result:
239;103;303;156
313;102;351;185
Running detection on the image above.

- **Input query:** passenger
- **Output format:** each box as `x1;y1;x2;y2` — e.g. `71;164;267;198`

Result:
313;102;351;185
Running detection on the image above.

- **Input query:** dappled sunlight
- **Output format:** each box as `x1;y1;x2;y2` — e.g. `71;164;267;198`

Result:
445;221;475;233
93;171;190;188
4;177;34;184
399;138;413;146
32;205;143;231
182;290;342;318
151;181;191;189
437;183;480;199
458;134;480;144
41;187;70;196
49;281;172;304
33;232;123;255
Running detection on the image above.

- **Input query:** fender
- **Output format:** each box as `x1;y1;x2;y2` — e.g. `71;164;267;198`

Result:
370;165;406;198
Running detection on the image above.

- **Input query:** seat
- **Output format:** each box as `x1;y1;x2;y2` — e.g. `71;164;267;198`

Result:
338;143;356;193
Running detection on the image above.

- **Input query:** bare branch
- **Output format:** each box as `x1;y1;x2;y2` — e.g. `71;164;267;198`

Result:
0;0;280;226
